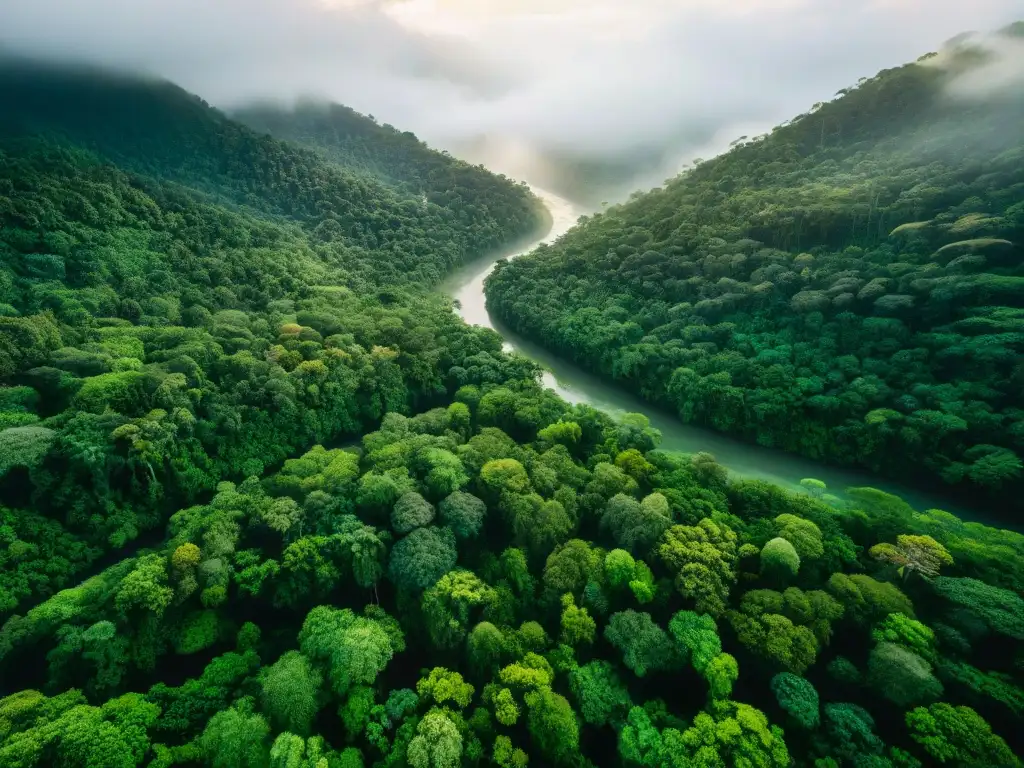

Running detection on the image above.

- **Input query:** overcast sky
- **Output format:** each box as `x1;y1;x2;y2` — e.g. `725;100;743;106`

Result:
1;0;1020;201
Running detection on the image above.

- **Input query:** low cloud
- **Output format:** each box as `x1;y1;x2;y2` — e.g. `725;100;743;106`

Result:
932;26;1024;102
0;0;1020;204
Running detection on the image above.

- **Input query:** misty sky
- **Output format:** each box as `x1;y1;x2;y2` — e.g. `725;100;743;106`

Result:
1;0;1021;201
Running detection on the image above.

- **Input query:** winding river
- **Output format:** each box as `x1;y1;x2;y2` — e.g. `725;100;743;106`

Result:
440;187;1014;530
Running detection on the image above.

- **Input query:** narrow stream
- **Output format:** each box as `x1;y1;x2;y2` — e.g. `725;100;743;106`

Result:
440;187;1012;530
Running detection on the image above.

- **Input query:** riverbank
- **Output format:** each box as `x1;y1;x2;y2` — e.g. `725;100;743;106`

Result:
439;186;1020;533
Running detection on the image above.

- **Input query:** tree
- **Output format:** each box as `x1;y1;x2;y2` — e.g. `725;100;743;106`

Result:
906;703;1020;767
479;459;532;497
388;527;458;593
727;610;818;674
115;554;175;618
421;570;495;649
871;613;936;660
668;610;721;674
176;609;221;655
499;653;554;692
559;593;596;647
640;492;671;520
569;660;631;727
200;706;271;768
624;701;790;767
340;686;375;741
269;733;343;768
866;642;943;708
0;426;56;476
628;561;656;605
705;703;790;765
657;518;737;616
419;448;470;498
586;462;638;499
358;471;415;516
407;709;462;768
870;534;952;580
467;622;507;676
170;542;202;602
704;653;739;699
774;514;824;560
964;445;1022;489
349;526;388;591
817;703;885;764
416;668;474;709
77;621;130;695
492;735;529;768
604;610;676;677
48;702;149;768
615;449;656;483
260;497;304;539
524;687;579;765
260;651;322;736
827;656;862;685
761;537;801;579
601;493;672;556
510;495;574;558
515;621;548;652
384;688;419;725
438;491;487;540
391;493;435;535
298;606;395;696
771;673;820;728
541;539;603;606
617;706;665;767
932;577;1024;639
827;572;914;624
537;421;582;449
604;549;636;589
493;687;520;726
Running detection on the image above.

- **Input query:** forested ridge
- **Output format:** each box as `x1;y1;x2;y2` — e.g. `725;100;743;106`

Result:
0;61;546;286
1;49;1023;768
232;102;550;243
485;26;1024;512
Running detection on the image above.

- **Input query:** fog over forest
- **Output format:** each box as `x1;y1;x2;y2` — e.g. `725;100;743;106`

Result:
1;0;1020;202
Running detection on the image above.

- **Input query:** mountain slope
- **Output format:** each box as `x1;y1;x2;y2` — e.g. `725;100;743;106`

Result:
233;102;550;235
0;60;543;617
485;27;1024;511
0;60;546;286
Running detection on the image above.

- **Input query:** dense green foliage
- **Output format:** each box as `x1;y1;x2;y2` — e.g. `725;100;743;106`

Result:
2;63;544;286
485;30;1024;513
3;381;1022;766
1;47;1023;768
233;102;549;250
0;61;546;618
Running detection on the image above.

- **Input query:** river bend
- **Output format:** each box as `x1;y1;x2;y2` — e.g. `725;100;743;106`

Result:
440;187;1005;528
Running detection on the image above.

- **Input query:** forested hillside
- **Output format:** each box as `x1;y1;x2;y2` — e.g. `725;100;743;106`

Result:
0;59;545;619
0;61;545;286
233;103;549;242
485;27;1024;510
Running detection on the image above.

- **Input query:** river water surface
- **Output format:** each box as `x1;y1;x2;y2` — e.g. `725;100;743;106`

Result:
440;188;1010;529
